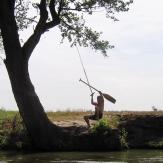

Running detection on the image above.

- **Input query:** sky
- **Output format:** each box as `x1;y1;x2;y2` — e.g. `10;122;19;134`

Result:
0;0;163;111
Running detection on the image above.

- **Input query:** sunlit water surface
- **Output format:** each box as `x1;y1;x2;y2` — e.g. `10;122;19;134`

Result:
1;150;163;163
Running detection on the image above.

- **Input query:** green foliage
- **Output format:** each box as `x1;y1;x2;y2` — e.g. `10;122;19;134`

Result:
91;118;111;134
148;139;163;148
0;132;9;148
58;0;133;55
15;0;36;31
0;0;35;53
1;0;133;56
0;111;29;149
119;128;128;149
0;108;18;120
108;115;120;128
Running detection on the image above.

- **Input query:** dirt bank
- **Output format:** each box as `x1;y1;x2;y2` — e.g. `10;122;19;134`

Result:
52;111;163;150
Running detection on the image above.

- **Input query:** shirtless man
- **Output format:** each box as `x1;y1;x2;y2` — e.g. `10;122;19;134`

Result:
84;91;104;128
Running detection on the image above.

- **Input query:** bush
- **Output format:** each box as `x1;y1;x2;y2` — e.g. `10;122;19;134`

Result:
119;128;128;149
108;115;120;129
91;118;111;135
0;114;30;149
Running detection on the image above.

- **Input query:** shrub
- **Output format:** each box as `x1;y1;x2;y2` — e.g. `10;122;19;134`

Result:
148;139;163;148
108;115;120;128
119;128;128;149
91;118;111;135
0;114;29;149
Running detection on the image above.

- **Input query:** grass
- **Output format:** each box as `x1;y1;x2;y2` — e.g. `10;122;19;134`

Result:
1;107;163;123
0;108;18;120
47;110;90;121
47;110;163;122
0;108;29;150
0;109;19;131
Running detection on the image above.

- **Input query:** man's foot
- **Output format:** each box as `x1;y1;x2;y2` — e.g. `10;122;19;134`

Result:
87;125;91;129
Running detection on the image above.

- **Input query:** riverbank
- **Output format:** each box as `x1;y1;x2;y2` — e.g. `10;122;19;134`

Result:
1;109;163;151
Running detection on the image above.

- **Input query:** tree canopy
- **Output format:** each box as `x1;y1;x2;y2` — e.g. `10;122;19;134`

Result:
0;0;34;55
0;0;133;56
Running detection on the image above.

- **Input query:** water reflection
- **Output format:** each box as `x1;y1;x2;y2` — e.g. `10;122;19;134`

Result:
0;150;163;163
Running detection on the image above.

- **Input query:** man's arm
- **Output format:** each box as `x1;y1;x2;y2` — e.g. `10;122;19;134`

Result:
99;91;104;99
91;93;98;106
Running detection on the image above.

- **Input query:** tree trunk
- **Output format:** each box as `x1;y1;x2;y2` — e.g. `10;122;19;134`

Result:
4;55;60;150
0;0;63;150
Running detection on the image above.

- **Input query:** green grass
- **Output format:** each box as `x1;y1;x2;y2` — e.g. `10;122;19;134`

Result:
47;110;93;121
0;108;29;150
0;108;18;120
2;108;163;123
0;108;19;131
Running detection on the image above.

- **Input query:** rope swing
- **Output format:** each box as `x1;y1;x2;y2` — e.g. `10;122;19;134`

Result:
76;46;116;104
76;45;93;94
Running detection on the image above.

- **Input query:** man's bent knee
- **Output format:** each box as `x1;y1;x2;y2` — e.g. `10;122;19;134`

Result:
84;116;88;120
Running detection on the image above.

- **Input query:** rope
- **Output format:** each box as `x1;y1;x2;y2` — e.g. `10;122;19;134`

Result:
76;46;93;94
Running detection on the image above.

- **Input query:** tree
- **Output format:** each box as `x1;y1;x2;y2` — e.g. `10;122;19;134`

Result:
0;0;132;150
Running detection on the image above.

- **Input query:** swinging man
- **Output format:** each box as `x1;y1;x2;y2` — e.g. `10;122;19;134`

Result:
84;91;104;128
76;46;116;127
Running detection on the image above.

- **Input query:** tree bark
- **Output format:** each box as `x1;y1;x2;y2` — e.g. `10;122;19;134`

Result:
0;0;63;150
4;55;61;149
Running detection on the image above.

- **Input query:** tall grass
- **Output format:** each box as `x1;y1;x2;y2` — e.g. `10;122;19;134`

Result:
47;110;93;121
0;108;30;149
0;108;18;120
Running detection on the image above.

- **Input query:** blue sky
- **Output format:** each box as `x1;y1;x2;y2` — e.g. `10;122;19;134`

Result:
0;0;163;111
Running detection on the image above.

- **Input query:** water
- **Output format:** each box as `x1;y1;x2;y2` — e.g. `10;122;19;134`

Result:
0;150;163;163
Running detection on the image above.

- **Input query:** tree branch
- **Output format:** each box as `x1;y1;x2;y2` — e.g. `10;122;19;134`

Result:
62;6;97;12
25;17;37;24
49;0;58;20
43;0;61;31
62;7;105;13
44;21;60;31
22;0;61;60
22;0;48;60
61;19;76;31
15;0;22;9
58;0;63;16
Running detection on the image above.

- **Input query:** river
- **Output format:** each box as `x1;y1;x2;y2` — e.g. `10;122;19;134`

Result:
0;150;163;163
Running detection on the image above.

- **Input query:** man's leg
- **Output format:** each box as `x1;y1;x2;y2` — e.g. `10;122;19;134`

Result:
84;115;91;128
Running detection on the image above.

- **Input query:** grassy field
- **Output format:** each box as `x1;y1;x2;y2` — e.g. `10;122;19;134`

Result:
1;107;163;123
0;109;18;119
0;109;19;127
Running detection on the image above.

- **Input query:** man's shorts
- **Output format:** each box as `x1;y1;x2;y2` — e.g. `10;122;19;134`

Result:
88;114;103;120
